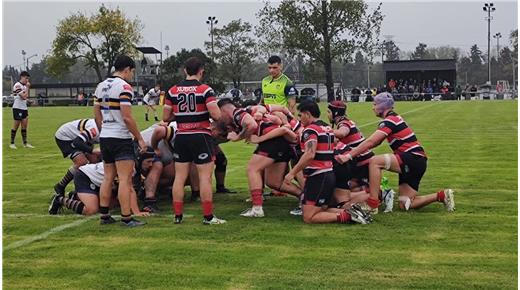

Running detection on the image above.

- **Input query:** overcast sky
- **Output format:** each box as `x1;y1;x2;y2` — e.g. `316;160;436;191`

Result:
2;0;518;69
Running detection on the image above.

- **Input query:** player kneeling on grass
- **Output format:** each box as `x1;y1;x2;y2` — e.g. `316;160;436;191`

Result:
283;101;370;224
139;122;178;212
53;119;101;196
49;148;156;216
335;92;455;215
217;98;303;217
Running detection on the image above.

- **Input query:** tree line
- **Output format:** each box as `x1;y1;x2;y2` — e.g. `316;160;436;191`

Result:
3;2;517;100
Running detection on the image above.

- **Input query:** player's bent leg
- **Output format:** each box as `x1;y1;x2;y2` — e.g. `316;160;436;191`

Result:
10;120;21;148
173;162;191;223
365;154;401;213
142;161;163;213
77;193;99;215
265;162;301;197
196;162;225;224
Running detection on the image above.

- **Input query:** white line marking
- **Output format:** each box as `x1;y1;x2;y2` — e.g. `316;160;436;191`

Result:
4;216;96;252
357;102;440;129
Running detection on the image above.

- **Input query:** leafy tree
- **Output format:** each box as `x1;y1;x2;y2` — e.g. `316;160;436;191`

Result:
470;44;483;65
257;0;383;101
383;40;400;61
411;43;430;60
46;5;142;82
160;48;221;92
206;19;256;89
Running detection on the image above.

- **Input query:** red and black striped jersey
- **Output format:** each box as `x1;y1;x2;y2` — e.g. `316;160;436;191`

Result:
335;116;373;165
300;120;334;177
377;111;426;157
165;79;216;135
256;118;278;137
232;108;249;132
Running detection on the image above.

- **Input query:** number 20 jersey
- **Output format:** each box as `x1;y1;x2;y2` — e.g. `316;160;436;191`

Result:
165;79;216;135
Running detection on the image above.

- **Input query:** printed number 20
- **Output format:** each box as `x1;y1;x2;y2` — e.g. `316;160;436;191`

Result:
178;93;196;112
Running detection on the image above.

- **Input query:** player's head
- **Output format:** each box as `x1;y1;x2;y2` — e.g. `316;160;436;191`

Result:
136;146;156;176
154;83;160;90
267;55;282;78
297;101;320;126
373;92;394;118
217;98;237;123
113;55;136;81
327;100;346;123
184;57;205;79
19;71;30;84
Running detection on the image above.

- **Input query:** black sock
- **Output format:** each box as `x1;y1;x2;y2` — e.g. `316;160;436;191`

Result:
61;197;85;214
99;206;110;219
121;214;132;223
21;129;27;144
58;167;76;189
145;113;148;120
10;129;17;144
204;214;214;221
175;214;183;219
217;184;225;190
191;190;200;199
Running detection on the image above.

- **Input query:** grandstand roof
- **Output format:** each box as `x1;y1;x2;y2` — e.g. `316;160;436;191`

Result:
383;59;456;72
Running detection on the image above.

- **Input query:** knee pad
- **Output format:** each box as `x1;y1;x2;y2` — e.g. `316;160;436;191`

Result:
399;196;411;211
383;154;392;170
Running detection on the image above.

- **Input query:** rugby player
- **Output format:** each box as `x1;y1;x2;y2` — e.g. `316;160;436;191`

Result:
143;83;161;121
217;98;303;217
49;148;156;216
10;71;34;149
284;101;370;224
335;92;455;214
163;56;225;225
327;101;387;210
53;119;101;196
94;55;147;227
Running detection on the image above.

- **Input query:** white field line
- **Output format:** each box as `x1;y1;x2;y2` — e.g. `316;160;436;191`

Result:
356;102;440;129
4;216;96;252
3;102;442;252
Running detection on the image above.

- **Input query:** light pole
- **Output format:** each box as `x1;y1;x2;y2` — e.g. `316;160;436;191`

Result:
26;54;37;71
483;2;496;84
165;45;170;59
206;16;218;59
493;32;502;60
21;50;26;71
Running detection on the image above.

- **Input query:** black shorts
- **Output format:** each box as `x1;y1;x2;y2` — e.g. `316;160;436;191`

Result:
396;152;427;191
99;137;135;164
55;137;84;159
333;160;352;190
302;171;336;207
74;170;99;195
350;162;369;185
173;133;215;164
289;144;303;163
254;136;291;163
12;108;28;120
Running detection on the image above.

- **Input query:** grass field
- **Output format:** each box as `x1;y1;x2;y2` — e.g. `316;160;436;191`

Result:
2;100;518;289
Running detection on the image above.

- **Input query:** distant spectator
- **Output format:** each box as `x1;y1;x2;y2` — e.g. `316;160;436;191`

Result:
455;85;462;100
350;87;361;102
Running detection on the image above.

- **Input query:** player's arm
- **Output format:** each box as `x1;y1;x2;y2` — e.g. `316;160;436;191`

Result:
151;126;167;156
162;91;175;122
264;113;283;125
207;101;221;121
334;126;350;139
249;126;296;144
72;135;94;154
93;98;102;131
336;130;386;163
271;111;289;124
119;94;145;151
236;114;258;140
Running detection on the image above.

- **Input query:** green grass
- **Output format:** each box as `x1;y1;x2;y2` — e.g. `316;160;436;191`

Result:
3;101;518;289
